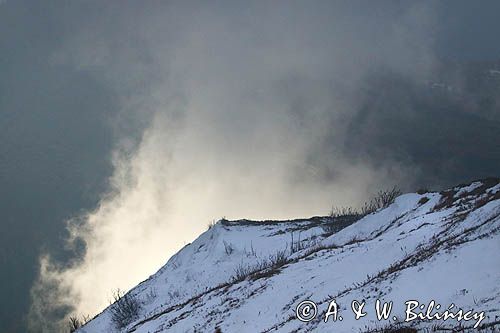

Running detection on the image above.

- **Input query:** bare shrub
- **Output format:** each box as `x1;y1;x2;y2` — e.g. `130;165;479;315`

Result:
344;236;362;246
325;187;401;234
68;316;82;333
110;289;142;329
233;263;256;282
232;248;290;282
269;249;288;267
361;187;402;215
245;241;257;257
289;232;304;253
290;233;320;253
329;206;359;218
329;188;401;219
68;315;90;333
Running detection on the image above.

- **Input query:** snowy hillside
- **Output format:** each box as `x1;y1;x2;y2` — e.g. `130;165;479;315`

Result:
78;179;500;332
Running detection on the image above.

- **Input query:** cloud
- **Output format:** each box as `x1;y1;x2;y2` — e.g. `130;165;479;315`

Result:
28;2;440;330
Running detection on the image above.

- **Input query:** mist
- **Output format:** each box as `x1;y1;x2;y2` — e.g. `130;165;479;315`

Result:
14;1;499;331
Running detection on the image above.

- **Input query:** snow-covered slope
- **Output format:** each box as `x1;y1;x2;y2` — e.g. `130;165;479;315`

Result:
78;179;500;332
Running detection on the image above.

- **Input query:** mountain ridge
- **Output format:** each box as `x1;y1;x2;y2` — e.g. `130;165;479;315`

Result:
77;178;500;332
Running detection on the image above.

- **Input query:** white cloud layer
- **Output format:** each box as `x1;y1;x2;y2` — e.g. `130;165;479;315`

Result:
29;2;437;330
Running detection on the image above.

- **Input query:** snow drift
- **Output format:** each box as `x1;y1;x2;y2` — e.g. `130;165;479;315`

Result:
77;178;500;332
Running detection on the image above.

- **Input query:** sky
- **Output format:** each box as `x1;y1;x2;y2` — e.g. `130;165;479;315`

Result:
0;1;499;332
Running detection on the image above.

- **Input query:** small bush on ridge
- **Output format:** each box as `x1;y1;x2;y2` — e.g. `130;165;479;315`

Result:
110;289;142;329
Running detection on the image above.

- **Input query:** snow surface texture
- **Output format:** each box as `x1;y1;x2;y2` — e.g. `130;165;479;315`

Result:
78;179;500;333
